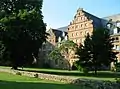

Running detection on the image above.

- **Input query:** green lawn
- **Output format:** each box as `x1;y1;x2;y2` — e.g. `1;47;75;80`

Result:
0;72;90;89
0;66;120;81
21;67;120;81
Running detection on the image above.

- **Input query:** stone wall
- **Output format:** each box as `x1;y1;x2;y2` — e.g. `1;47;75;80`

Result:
0;68;76;83
0;68;120;89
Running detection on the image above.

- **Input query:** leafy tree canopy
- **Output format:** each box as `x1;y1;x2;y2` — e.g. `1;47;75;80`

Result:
0;0;47;69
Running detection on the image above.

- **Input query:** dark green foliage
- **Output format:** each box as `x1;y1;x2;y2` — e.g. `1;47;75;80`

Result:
76;33;92;73
0;0;47;69
59;40;77;53
76;28;117;74
115;78;120;83
0;41;5;59
114;62;120;72
92;28;117;74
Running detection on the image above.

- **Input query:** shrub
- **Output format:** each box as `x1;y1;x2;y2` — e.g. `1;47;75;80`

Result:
115;78;120;83
82;68;89;74
111;67;116;72
114;62;120;72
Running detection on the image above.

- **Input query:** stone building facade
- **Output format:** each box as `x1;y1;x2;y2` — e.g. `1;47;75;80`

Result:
38;28;68;69
67;8;120;65
39;8;120;69
68;8;102;46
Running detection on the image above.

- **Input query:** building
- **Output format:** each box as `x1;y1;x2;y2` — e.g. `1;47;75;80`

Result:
39;8;120;69
68;8;102;46
68;8;120;64
105;14;120;62
38;28;68;68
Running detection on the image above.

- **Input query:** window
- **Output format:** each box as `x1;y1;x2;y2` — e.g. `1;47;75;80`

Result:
68;28;69;31
62;32;65;37
107;23;112;29
117;21;120;27
73;39;76;43
72;26;74;29
116;37;119;40
76;32;78;36
113;28;118;34
80;32;82;35
82;38;85;43
74;15;76;19
76;39;79;43
81;17;84;20
81;24;83;27
112;38;115;41
113;45;115;49
55;60;58;65
116;45;120;50
72;33;74;37
85;31;89;35
76;25;78;29
85;23;88;27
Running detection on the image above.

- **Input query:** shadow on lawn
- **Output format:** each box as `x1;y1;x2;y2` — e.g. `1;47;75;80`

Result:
19;69;120;78
0;80;87;89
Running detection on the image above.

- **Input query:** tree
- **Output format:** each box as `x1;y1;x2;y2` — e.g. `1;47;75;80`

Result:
92;28;117;74
48;40;77;70
76;28;117;74
76;33;93;73
0;41;5;60
59;40;77;70
49;48;63;65
0;0;47;69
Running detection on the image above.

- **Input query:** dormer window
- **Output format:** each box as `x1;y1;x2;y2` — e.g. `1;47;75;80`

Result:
113;28;118;34
107;23;112;29
62;32;65;37
116;21;120;27
68;28;69;31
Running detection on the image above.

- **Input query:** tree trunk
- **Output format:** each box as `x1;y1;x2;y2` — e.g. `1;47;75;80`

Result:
12;65;18;70
94;66;97;75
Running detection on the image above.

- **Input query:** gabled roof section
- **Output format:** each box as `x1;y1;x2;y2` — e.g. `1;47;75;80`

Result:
57;26;68;32
103;14;120;22
82;10;103;28
47;28;67;40
52;29;63;38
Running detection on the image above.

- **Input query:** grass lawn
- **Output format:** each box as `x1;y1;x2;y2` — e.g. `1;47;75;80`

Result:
0;66;120;81
21;67;120;81
0;72;90;89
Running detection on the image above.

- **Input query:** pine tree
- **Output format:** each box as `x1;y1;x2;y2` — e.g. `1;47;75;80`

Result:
76;33;93;72
76;28;117;74
92;28;117;74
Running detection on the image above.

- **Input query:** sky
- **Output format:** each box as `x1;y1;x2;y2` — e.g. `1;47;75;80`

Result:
42;0;120;29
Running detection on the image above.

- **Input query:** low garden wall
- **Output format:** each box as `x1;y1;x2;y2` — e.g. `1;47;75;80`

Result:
0;68;120;89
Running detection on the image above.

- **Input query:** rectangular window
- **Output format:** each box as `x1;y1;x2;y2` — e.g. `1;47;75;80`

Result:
117;22;120;27
116;45;120;50
72;33;74;37
76;32;78;36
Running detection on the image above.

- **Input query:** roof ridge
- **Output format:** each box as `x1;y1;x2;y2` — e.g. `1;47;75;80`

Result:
102;13;120;18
